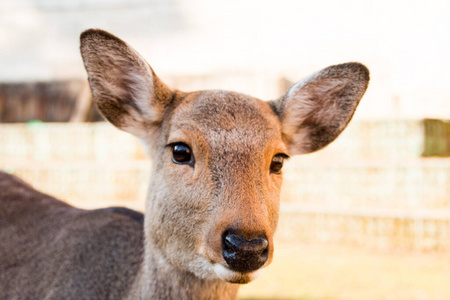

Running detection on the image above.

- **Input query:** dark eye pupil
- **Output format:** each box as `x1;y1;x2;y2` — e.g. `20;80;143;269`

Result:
172;143;192;164
270;155;284;174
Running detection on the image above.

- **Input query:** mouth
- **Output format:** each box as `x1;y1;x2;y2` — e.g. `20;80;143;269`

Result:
213;263;264;284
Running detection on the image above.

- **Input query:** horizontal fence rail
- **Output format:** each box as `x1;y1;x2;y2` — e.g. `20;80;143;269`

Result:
277;206;450;252
0;121;449;251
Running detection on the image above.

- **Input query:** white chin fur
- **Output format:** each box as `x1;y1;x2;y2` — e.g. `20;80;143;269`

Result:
213;264;263;283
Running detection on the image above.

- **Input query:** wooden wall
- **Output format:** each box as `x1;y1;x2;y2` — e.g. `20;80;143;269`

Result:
0;81;102;122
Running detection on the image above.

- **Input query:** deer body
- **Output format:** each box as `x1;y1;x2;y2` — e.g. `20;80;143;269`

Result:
0;173;144;299
0;30;369;300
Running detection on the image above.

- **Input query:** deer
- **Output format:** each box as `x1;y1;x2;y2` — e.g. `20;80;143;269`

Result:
0;29;369;300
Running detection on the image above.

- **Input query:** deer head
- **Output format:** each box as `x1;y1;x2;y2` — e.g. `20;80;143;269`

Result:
80;29;369;285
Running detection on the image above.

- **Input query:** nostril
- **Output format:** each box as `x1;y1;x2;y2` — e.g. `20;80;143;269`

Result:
249;237;269;252
224;233;268;252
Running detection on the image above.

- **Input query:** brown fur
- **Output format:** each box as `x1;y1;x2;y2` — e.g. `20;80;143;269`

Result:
0;171;143;299
0;29;369;299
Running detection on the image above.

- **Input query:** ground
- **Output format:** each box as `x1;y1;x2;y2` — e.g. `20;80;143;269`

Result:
239;241;450;300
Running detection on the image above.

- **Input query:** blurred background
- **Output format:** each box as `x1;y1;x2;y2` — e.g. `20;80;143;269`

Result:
1;0;449;299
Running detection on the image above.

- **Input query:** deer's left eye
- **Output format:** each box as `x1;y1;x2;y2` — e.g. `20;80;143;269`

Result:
270;154;288;174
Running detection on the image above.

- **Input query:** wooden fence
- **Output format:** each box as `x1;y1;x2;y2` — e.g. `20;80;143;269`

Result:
0;81;102;122
277;207;450;251
0;122;449;251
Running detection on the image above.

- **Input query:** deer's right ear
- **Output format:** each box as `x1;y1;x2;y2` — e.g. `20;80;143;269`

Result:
80;29;174;139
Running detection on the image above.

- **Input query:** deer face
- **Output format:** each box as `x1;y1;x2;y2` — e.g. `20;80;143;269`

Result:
145;90;286;283
80;29;369;284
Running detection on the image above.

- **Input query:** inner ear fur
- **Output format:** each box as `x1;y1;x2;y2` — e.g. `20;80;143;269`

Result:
271;62;369;155
80;29;174;140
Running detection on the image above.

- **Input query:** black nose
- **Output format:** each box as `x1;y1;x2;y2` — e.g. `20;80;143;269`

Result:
222;230;269;273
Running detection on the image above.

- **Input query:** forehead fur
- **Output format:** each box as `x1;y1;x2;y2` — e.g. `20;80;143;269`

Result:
168;90;282;148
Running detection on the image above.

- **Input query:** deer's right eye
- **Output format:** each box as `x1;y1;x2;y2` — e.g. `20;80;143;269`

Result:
171;143;193;165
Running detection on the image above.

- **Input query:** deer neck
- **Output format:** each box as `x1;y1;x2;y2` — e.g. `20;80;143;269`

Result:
128;247;239;300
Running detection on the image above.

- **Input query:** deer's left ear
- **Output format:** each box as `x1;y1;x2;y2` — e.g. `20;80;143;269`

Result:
270;62;369;155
